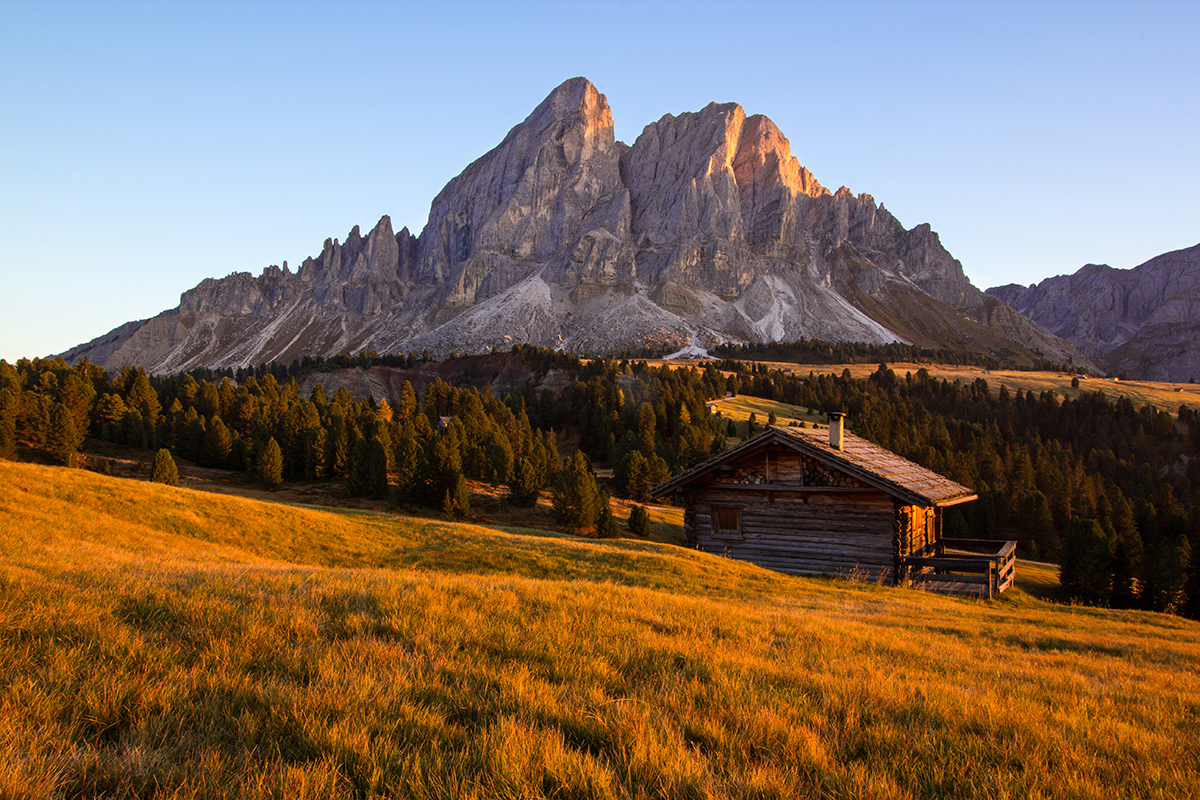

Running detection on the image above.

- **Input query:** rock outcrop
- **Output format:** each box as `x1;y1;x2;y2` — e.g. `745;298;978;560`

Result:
64;77;1087;374
988;243;1200;381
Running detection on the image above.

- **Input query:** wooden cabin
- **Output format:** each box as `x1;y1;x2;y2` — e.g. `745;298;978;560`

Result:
651;416;1013;595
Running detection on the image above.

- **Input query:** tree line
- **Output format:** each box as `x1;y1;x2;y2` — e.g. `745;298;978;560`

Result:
3;350;1197;615
711;337;1071;372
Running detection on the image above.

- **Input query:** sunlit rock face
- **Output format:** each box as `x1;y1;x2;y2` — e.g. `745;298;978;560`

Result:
63;77;1088;374
988;243;1200;381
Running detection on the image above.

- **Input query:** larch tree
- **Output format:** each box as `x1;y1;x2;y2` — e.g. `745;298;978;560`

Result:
258;437;284;488
151;448;179;486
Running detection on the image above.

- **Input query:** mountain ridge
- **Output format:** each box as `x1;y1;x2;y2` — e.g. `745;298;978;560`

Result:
63;77;1090;374
987;243;1200;381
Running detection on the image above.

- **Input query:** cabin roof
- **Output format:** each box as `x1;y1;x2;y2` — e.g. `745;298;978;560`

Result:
650;425;977;508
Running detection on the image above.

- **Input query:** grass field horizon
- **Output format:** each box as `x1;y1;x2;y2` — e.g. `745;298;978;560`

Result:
656;359;1200;418
3;460;1199;798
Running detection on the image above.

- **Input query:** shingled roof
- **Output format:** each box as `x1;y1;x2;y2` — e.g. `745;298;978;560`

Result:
650;424;977;508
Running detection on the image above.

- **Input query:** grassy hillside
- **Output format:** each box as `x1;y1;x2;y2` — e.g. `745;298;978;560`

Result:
666;359;1200;417
2;461;1199;799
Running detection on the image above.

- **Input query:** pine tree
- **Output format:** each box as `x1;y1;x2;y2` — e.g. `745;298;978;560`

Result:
552;451;599;534
1098;491;1138;607
348;437;371;496
1111;539;1138;608
449;470;470;518
157;399;181;450
628;504;651;538
614;450;647;500
46;401;83;465
21;393;50;450
349;436;390;498
543;430;561;484
151;448;179;486
644;453;670;495
506;456;541;507
393;433;423;501
1013;487;1056;556
179;407;204;462
258;437;283;488
126;369;161;429
93;393;127;442
327;416;350;478
1142;534;1191;612
0;388;17;455
595;490;620;539
484;427;514;486
1059;517;1113;601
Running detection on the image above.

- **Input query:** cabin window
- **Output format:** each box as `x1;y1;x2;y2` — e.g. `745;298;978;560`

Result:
712;506;742;537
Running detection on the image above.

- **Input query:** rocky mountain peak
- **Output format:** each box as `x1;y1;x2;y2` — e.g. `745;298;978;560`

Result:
62;77;1090;375
733;113;828;201
413;77;626;302
540;76;613;136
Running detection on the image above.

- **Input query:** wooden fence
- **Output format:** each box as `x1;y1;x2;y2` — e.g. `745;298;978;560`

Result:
901;538;1017;599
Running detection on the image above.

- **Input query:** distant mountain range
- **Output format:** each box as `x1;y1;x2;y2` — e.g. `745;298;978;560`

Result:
64;77;1093;375
988;243;1200;382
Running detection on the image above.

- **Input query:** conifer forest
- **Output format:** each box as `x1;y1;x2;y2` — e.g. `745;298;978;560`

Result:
2;345;1197;616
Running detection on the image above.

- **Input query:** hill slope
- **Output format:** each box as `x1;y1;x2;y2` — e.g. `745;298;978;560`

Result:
62;78;1089;374
2;461;1198;798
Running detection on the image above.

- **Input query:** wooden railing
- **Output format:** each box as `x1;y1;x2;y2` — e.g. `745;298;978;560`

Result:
901;538;1017;599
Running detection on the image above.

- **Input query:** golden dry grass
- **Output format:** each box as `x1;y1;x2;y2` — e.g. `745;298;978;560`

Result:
2;460;1199;798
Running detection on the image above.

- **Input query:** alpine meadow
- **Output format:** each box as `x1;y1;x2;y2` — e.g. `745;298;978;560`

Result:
4;16;1200;796
3;459;1199;798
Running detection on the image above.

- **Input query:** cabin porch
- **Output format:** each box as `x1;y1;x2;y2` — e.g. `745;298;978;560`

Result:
900;538;1017;599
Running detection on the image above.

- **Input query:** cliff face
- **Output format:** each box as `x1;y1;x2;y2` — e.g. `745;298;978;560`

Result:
988;244;1200;381
64;77;1088;374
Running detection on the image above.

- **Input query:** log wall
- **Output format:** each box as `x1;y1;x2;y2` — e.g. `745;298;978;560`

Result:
684;483;899;584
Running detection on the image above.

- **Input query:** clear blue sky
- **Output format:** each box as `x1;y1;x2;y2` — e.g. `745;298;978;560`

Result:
2;0;1197;363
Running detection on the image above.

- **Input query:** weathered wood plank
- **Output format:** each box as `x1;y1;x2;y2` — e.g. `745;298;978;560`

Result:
693;484;883;494
704;548;891;564
688;491;893;509
714;546;893;563
694;529;893;544
910;572;992;586
715;542;897;561
902;556;994;571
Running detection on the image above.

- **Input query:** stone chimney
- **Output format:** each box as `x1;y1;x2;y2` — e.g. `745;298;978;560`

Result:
828;412;845;451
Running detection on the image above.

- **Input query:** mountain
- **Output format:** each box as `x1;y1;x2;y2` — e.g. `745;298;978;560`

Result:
63;78;1089;374
988;243;1200;382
